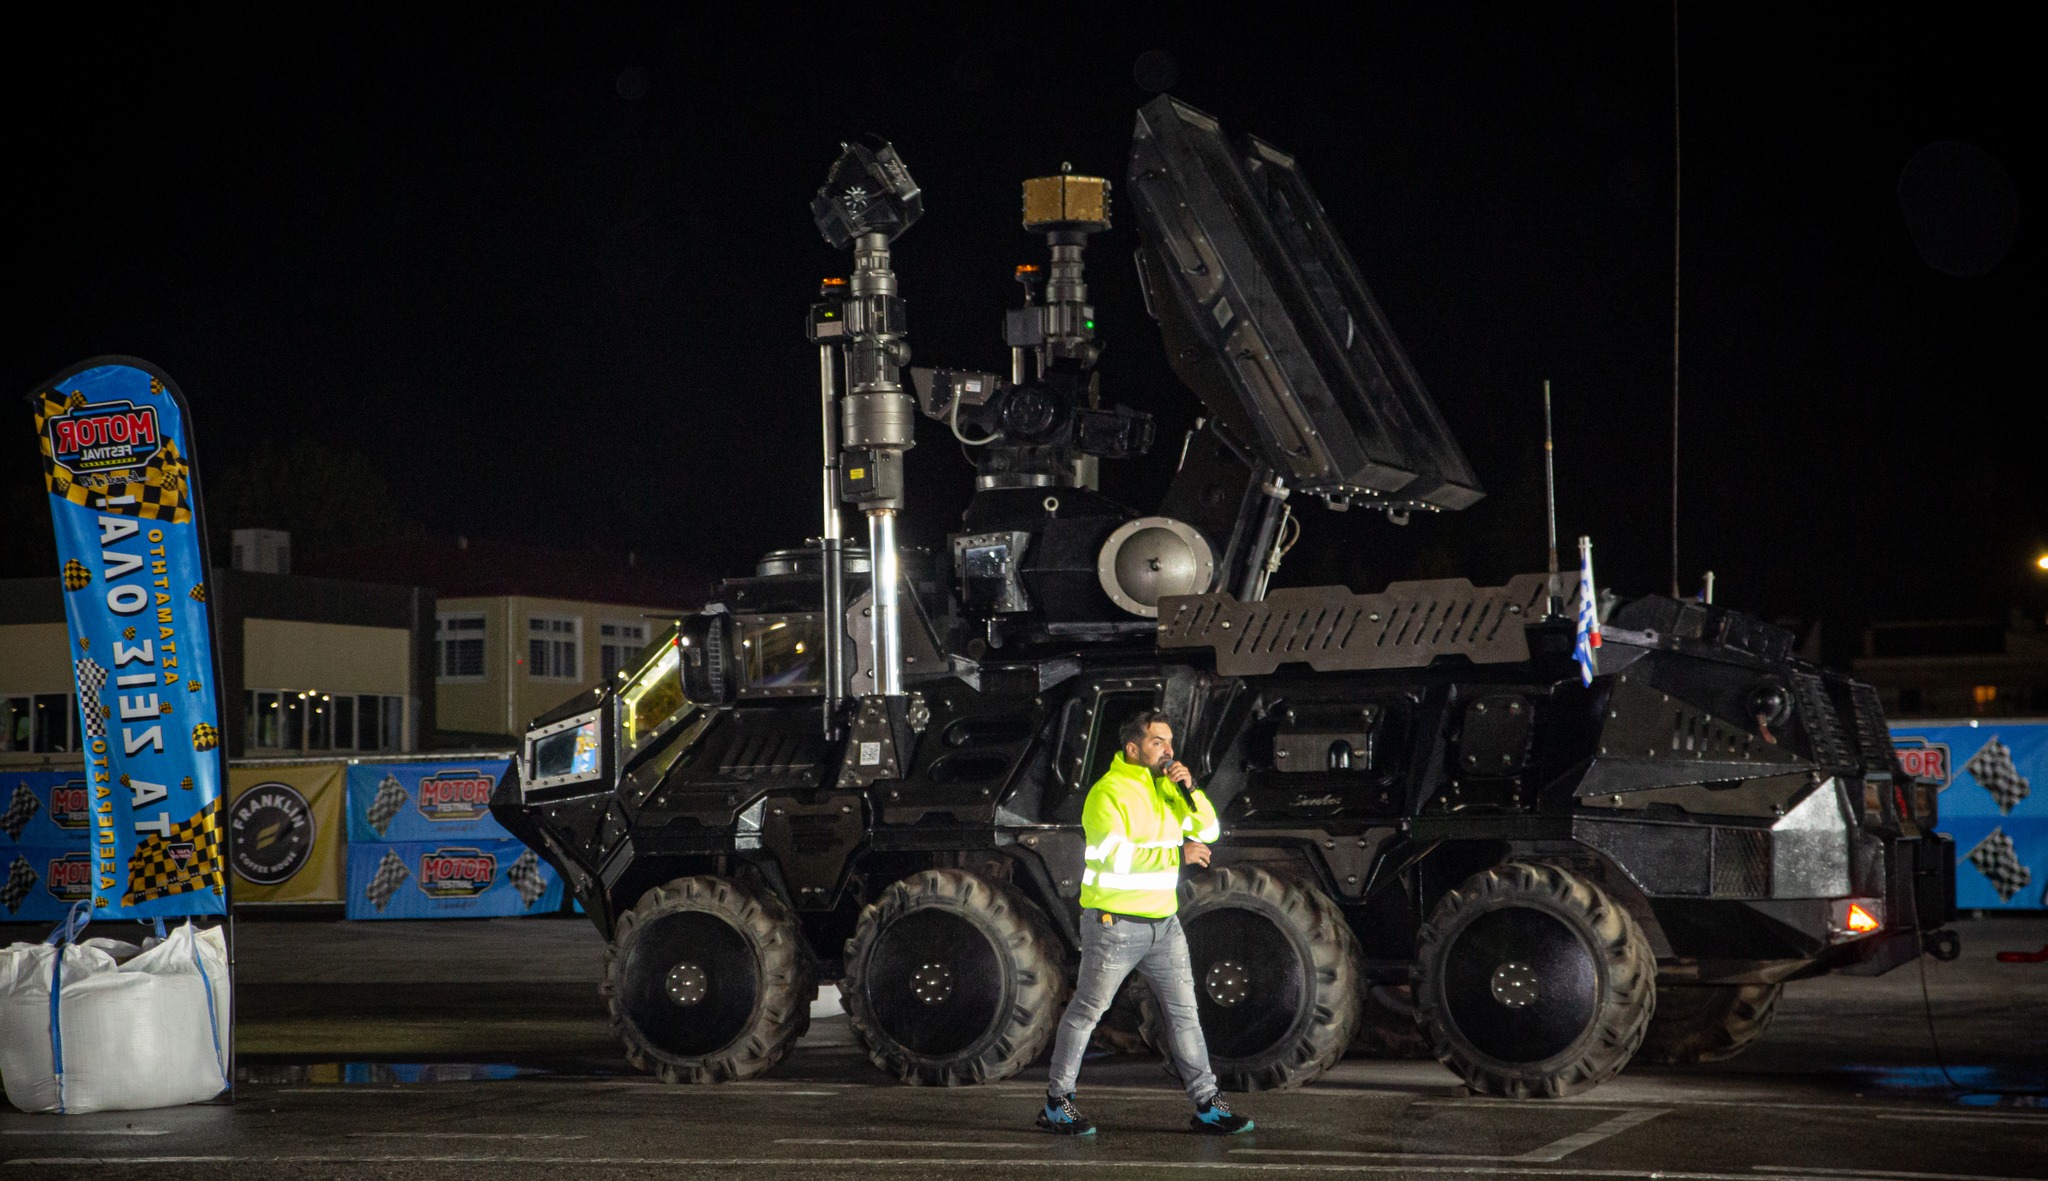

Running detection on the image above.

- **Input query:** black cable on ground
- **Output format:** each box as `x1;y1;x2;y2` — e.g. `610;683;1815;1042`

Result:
1908;883;1964;1094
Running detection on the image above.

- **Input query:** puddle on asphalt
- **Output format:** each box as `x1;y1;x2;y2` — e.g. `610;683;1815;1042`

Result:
1839;1065;2048;1107
238;1061;555;1085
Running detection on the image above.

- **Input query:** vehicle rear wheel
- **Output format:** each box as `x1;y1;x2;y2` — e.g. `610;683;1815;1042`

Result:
1415;862;1654;1098
840;868;1066;1086
1138;865;1363;1090
605;875;815;1084
1636;982;1782;1065
1350;982;1433;1059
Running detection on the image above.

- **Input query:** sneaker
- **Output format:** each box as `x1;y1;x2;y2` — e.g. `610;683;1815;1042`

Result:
1036;1092;1096;1136
1189;1097;1254;1135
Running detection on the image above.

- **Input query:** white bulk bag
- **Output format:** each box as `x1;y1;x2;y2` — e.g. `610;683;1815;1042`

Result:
0;922;230;1114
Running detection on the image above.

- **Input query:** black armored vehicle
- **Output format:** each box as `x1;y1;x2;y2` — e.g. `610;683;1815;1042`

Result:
492;96;1958;1098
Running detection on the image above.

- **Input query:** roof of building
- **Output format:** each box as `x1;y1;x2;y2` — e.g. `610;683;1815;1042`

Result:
297;537;709;610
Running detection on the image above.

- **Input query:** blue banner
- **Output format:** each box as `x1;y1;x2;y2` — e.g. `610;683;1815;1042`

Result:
346;761;511;843
30;358;228;919
1;770;94;849
1893;720;2047;910
344;838;564;920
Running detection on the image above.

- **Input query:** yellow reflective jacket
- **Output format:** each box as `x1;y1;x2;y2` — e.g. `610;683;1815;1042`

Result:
1078;753;1222;918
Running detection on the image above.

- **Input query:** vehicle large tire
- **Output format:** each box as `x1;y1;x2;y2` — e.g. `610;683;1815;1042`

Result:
1137;865;1363;1091
1350;982;1433;1059
1415;862;1654;1098
1636;982;1782;1065
1090;974;1157;1056
840;868;1066;1086
604;875;816;1084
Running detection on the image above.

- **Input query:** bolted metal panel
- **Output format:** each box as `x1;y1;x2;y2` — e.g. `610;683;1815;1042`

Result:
1770;777;1854;899
1157;572;1563;675
1126;95;1482;511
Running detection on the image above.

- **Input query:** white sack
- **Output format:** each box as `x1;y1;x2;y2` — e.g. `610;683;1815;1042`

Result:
0;923;230;1114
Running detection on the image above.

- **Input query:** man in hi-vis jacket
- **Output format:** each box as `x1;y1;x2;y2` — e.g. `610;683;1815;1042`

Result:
1035;709;1254;1136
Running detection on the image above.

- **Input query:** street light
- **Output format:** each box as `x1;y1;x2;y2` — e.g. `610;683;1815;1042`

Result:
2036;553;2048;572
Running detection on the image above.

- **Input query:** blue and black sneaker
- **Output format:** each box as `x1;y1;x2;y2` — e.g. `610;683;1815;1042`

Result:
1036;1092;1096;1136
1189;1097;1254;1135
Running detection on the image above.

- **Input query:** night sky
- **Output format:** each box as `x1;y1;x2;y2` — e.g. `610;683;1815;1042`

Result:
7;7;2035;662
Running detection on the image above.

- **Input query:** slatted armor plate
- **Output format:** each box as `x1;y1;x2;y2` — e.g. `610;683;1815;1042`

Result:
1157;573;1566;676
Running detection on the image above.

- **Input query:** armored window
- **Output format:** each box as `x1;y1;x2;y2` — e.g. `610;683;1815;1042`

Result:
600;619;650;681
528;615;581;681
436;613;487;681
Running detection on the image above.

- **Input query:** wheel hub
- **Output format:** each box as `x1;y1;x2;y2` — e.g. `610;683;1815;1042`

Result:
1204;960;1251;1007
666;961;709;1006
1489;961;1538;1009
1440;906;1599;1064
911;961;955;1005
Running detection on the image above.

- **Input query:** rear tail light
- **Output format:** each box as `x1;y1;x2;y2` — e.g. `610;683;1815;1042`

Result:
1829;898;1885;942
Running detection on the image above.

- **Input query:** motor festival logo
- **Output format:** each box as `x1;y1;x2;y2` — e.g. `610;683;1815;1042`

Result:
49;778;91;831
45;852;92;904
417;847;497;899
1894;737;1952;788
43;399;163;475
415;770;496;823
229;782;315;886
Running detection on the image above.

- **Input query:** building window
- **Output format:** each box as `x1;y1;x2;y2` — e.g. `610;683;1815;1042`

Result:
1;694;75;753
436;613;487;681
244;690;405;753
1973;685;1999;712
600;620;649;681
528;615;580;680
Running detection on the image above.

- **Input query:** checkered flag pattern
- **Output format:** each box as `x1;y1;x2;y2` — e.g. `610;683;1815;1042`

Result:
123;800;224;907
506;849;549;908
74;657;109;741
1966;828;2032;904
366;849;410;912
366;773;408;837
2;856;36;914
34;389;194;525
2;782;40;840
1964;737;2030;815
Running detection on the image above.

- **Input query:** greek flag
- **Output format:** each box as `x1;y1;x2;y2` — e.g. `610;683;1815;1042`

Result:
1574;536;1601;686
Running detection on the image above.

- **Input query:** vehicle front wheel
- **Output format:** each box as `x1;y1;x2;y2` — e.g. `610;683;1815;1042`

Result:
1414;862;1654;1098
605;874;815;1083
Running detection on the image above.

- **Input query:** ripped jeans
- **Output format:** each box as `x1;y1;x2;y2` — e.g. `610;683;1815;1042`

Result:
1044;909;1218;1107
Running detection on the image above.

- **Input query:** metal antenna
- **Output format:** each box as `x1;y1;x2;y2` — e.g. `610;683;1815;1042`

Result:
1543;380;1560;612
1669;0;1684;599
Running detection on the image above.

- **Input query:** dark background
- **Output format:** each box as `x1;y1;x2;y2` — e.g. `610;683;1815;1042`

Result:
6;6;2036;664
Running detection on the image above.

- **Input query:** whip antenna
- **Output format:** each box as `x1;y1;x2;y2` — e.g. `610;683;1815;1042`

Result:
1544;380;1560;611
1669;0;1684;598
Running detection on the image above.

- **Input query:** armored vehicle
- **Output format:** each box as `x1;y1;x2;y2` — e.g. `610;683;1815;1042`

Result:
492;96;1958;1097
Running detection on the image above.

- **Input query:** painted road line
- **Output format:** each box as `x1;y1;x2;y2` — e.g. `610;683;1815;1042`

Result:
7;1156;2036;1180
1872;1112;2048;1124
1415;1095;2040;1120
1236;1107;1668;1164
349;1133;589;1140
776;1139;1040;1149
1753;1168;2041;1181
0;1131;170;1137
1517;1107;1668;1162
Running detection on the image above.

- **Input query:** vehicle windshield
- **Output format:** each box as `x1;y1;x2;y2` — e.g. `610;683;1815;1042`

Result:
737;616;824;696
620;625;689;748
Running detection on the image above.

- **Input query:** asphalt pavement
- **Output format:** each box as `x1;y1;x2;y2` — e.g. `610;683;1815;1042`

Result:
2;913;2044;1180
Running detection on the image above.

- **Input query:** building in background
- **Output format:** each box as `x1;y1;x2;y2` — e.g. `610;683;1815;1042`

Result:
1;566;433;766
1854;615;2048;718
300;538;705;745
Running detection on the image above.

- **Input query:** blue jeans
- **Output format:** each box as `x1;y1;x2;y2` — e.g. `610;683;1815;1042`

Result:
1045;909;1218;1107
